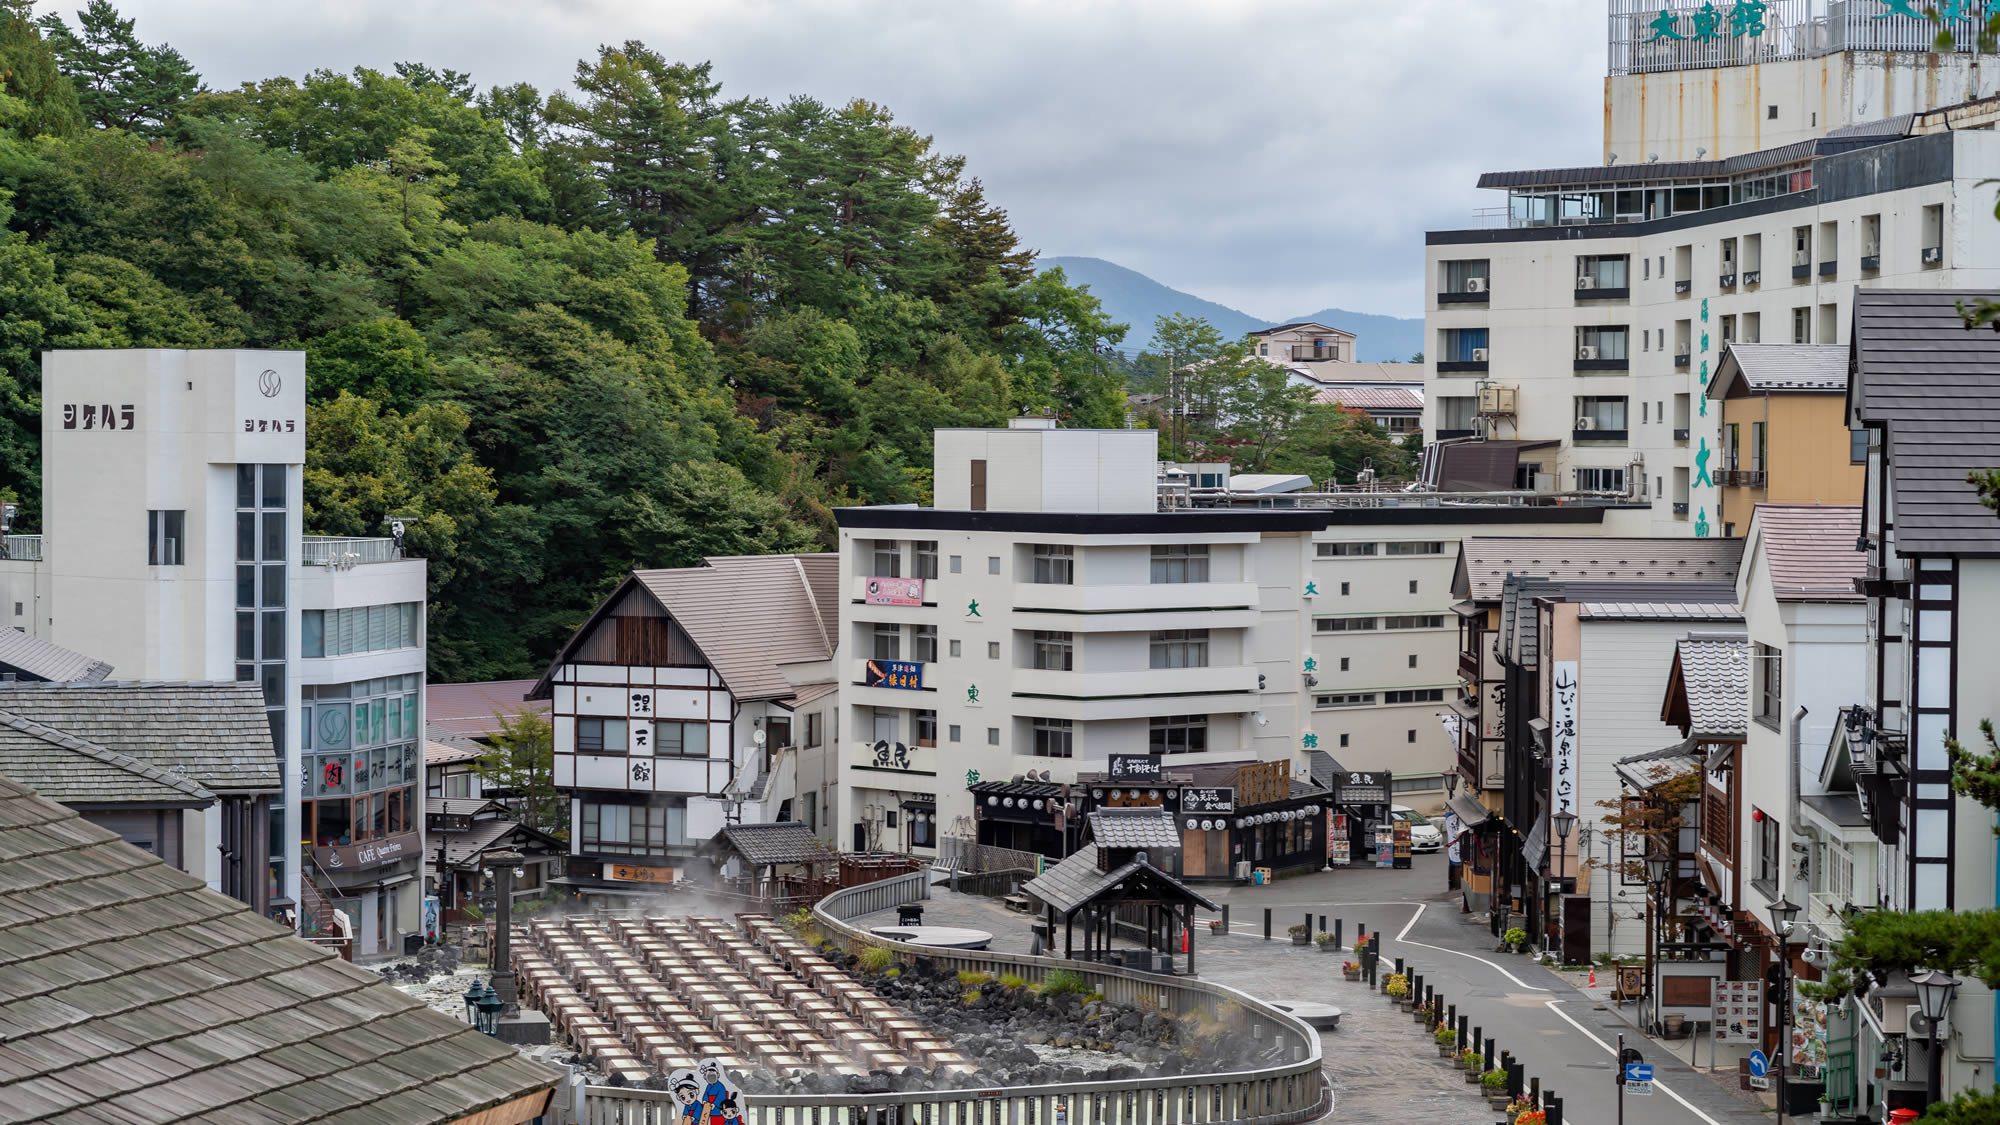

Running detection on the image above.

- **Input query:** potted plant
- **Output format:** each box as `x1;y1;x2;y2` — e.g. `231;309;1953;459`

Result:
1342;959;1362;981
1459;1047;1483;1076
1513;1105;1545;1125
1314;931;1339;952
1504;1096;1536;1124
1434;1028;1458;1058
1481;1069;1510;1109
1502;926;1528;953
1287;923;1310;947
1384;973;1409;1005
1209;916;1228;935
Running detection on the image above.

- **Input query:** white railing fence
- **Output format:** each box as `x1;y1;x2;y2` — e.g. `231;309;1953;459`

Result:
301;535;400;567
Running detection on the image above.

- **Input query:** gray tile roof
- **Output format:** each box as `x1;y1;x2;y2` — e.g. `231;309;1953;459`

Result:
425;737;486;767
434;818;561;869
1455;537;1746;603
1021;844;1219;917
0;629;111;683
713;821;819;866
0;711;213;805
0;682;280;793
0;772;558;1123
1750;505;1866;601
1668;634;1750;740
1087;808;1183;851
1802;793;1868;829
1577;599;1745;621
1707;344;1849;400
1849;289;2000;555
428;797;506;818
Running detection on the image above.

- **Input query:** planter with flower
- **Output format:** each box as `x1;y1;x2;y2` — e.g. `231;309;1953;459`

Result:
1459;1047;1483;1076
1481;1069;1510;1110
1434;1028;1458;1058
1384;973;1409;1006
1314;931;1339;953
1342;960;1362;981
1501;926;1528;954
1514;1109;1546;1125
1209;917;1228;935
1287;923;1310;947
1504;1097;1537;1123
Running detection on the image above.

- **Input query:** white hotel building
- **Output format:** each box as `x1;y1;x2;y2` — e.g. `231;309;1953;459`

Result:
1424;0;2000;537
0;350;429;954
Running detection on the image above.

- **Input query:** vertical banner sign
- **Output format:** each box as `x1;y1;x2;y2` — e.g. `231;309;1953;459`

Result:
1330;812;1350;866
1444;813;1462;865
1551;660;1580;823
1374;824;1394;867
1392;819;1412;869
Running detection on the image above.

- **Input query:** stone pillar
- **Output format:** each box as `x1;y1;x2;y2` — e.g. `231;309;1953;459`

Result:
485;849;525;1014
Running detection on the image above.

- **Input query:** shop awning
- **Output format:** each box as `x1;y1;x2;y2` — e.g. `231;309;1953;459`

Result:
1447;696;1479;721
1522;819;1548;870
1447;792;1492;829
1614;737;1699;790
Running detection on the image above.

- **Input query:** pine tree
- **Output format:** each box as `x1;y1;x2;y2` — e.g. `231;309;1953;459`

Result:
37;0;199;136
0;4;84;139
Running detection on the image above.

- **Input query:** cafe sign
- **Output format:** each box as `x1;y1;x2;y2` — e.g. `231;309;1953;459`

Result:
315;830;420;872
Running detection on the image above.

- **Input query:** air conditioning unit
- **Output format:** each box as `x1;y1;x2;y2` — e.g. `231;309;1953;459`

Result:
1575;416;1597;431
1575;276;1597;290
1471;348;1490;362
1464;277;1487;293
1478;386;1517;414
1923;246;1943;264
1577;345;1599;360
1909;1004;1950;1039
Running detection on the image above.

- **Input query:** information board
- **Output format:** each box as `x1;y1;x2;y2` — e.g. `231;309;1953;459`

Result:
1713;979;1764;1044
1109;754;1162;782
1337;770;1389;805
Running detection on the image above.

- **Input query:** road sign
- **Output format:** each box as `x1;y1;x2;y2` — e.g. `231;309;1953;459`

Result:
1627;1079;1654;1096
1625;1062;1653;1083
1748;1050;1768;1077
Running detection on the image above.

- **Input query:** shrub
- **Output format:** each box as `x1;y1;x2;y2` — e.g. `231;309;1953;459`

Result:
1435;1028;1458;1046
1460;1047;1483;1066
957;970;995;988
1042;969;1089;996
1481;1069;1509;1090
1503;927;1528;947
459;904;483;922
1384;973;1409;999
884;968;901;978
858;947;893;973
1286;923;1309;938
962;990;982;1004
1083;991;1106;1005
1313;931;1336;946
997;973;1028;991
782;908;813;933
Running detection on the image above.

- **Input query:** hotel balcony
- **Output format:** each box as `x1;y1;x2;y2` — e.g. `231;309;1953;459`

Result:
1010;664;1258;721
302;536;402;567
1013;582;1260;631
1;535;41;561
1288;345;1344;361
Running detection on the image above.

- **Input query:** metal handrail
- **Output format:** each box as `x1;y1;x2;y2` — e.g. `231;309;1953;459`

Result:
300;536;400;567
1;534;42;561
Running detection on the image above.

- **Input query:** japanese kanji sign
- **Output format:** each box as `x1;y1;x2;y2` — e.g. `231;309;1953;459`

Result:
1550;660;1580;820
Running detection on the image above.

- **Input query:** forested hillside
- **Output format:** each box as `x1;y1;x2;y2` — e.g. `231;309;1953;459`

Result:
0;2;1130;680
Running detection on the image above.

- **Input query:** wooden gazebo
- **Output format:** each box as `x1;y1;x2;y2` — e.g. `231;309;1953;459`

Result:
1023;808;1218;975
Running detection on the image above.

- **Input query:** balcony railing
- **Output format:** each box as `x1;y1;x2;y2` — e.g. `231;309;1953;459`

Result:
1438;289;1489;305
1673;428;1690;441
0;535;42;561
1743;269;1762;285
1717;469;1767;488
301;536;401;567
1288;345;1343;361
1719;273;1737;289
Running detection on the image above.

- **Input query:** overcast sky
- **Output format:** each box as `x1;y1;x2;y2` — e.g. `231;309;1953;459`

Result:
67;0;1607;320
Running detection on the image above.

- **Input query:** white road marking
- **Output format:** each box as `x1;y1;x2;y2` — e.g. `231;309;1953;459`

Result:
1542;999;1729;1125
1385;902;1553;992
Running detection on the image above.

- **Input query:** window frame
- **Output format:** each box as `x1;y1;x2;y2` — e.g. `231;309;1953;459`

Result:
1148;628;1210;669
1149;714;1209;755
1149;543;1211;584
1030;717;1073;758
1031;630;1074;671
1030;544;1075;585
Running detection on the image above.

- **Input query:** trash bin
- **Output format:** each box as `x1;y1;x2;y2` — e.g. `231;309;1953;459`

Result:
403;933;423;955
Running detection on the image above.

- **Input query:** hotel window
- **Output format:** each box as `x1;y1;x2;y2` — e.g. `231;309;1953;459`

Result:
302;603;421;658
913;540;938;580
1315;693;1377;708
1032;630;1074;671
577;718;628;754
1031;717;1073;758
948;724;961;743
872;623;901;660
1442;259;1489;294
1575;325;1629;361
235;464;289;744
915;710;937;747
1575;467;1626;492
1575;396;1627;433
1384;688;1446;704
1742;311;1760;343
912;624;938;663
147;510;185;566
1754;808;1781;888
1383;615;1445;630
1031;544;1074;584
578;800;686;857
653;720;709;758
1385;541;1444;556
1315;616;1376;632
987;727;1000;746
1792;306;1811;344
1150;715;1209;754
1436;396;1477;432
806;712;822;747
1149;629;1209;668
1150;544;1209;583
1317;542;1376;557
1720;314;1736;345
949;639;962;658
1575;254;1629;288
1850;428;1868;465
1755;642;1782;725
872;540;901;577
1440;327;1488;364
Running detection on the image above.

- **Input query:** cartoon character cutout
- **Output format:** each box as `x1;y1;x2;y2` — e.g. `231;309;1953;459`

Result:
669;1059;742;1125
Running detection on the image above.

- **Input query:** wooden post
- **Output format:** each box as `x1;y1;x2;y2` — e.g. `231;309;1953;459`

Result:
1186;903;1196;975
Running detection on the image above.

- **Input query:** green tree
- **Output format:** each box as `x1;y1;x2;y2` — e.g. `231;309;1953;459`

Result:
0;235;102;528
473;709;565;836
1268;404;1415;486
38;0;199;135
0;5;84;139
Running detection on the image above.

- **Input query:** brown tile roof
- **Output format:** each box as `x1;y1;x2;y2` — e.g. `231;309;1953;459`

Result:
632;555;837;702
0;773;557;1123
425;680;544;740
1749;505;1866;600
1453;537;1746;603
1849;289;2000;555
1311;386;1424;411
424;738;486;767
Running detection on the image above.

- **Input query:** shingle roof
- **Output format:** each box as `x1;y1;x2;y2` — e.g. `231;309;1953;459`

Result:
1667;634;1750;740
1087;808;1183;850
1291;363;1424;387
1577;599;1745;621
425;738;486;767
0;681;280;793
425;680;545;740
1250;321;1346;337
713;821;819;866
1311;386;1424;411
0;772;557;1123
0;629;111;683
1708;344;1849;401
1750;505;1866;600
428;797;505;818
785;681;838;709
1849;289;2000;555
1021;844;1219;917
435;817;560;869
0;711;214;805
1454;537;1746;602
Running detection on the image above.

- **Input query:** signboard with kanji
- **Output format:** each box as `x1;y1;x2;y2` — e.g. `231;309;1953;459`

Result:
864;576;925;606
1550;660;1579;821
1713;979;1764;1043
1109;754;1162;782
1336;771;1389;805
865;659;924;690
1182;787;1235;813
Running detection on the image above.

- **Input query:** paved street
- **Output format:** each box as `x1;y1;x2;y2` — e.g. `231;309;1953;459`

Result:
895;858;1768;1125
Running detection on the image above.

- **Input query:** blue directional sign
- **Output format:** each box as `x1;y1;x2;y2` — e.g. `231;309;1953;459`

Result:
1748;1050;1768;1078
1625;1062;1653;1083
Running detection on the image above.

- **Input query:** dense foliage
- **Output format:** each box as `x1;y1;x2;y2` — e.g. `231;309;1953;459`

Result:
0;4;1133;678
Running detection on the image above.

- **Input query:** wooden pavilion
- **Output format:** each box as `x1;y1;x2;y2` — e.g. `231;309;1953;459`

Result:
1022;808;1218;975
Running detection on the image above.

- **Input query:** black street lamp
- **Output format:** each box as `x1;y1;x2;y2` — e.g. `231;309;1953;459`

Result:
1912;968;1961;1109
1550;810;1576;956
1767;897;1800;1125
1645;852;1672;1031
462;977;484;1027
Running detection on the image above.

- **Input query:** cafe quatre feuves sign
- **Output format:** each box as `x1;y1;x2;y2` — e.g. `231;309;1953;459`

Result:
314;830;419;872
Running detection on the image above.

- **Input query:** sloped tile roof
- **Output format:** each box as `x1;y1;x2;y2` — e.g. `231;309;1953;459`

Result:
425;738;487;767
436;818;560;869
427;797;506;819
1750;505;1866;601
1087;808;1183;851
713;821;819;866
0;629;111;683
0;711;213;805
1707;344;1849;400
0;773;557;1123
0;682;280;793
1022;844;1219;916
1455;537;1746;602
1311;386;1424;411
1669;634;1750;739
425;680;545;740
1577;599;1745;621
1849;289;2000;555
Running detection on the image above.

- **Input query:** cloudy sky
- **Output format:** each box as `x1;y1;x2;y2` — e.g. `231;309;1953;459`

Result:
69;0;1609;320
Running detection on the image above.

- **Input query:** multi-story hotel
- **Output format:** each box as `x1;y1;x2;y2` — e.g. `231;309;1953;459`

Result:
1423;0;2000;536
0;350;429;954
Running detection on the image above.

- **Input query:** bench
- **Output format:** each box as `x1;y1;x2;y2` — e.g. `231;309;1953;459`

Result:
1003;893;1034;913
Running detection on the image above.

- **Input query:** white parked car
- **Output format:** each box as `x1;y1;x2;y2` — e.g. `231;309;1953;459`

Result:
1392;805;1444;853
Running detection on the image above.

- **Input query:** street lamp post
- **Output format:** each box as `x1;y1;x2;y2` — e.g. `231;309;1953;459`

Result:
1767;897;1800;1125
1552;810;1576;958
1645;852;1672;1035
1911;968;1961;1110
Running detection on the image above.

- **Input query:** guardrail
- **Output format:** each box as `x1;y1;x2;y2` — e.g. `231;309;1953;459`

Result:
578;878;1330;1124
0;534;42;561
301;535;400;567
